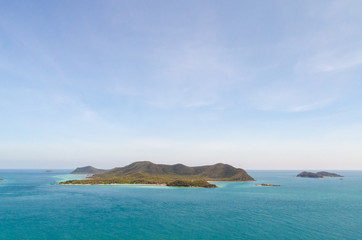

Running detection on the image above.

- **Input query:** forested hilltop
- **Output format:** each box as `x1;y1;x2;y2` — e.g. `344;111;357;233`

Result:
60;161;255;188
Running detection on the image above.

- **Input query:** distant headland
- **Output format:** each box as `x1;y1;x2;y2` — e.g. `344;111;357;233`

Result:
296;171;343;178
60;161;255;188
0;178;3;181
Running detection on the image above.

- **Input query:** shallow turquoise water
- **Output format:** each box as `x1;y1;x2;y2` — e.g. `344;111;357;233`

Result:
0;170;361;239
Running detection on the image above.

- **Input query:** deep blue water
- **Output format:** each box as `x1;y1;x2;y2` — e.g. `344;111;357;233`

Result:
0;170;361;240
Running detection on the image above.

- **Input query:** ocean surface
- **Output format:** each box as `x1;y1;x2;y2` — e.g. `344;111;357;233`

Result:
0;170;361;240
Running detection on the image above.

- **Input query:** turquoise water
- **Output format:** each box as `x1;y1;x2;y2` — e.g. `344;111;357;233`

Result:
0;170;361;240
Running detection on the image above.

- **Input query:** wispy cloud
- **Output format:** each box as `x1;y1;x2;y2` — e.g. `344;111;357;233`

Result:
287;99;335;112
244;0;362;113
295;48;362;74
143;42;241;108
2;0;362;169
184;100;215;108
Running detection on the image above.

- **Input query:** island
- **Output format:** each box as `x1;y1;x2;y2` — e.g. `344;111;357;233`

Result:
0;178;3;181
257;183;280;187
296;171;343;178
45;170;54;173
60;161;255;188
71;166;107;174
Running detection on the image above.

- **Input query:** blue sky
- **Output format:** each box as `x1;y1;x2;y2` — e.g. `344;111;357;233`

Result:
1;0;362;169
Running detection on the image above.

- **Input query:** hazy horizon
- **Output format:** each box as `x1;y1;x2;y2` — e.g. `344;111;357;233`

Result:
2;165;362;171
1;1;362;169
2;161;362;171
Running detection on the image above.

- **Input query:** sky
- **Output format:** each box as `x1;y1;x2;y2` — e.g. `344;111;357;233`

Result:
1;0;362;169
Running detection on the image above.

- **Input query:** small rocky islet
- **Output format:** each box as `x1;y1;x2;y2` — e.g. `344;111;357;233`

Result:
257;183;280;187
60;161;255;188
297;171;343;178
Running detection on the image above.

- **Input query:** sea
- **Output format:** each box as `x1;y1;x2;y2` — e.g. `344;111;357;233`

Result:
0;170;361;240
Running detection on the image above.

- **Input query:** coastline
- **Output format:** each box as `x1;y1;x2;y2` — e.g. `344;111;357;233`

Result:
59;180;254;187
58;183;167;186
207;180;255;183
58;183;217;188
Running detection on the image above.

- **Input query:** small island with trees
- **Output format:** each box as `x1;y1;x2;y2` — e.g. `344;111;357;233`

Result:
60;161;255;188
296;171;343;178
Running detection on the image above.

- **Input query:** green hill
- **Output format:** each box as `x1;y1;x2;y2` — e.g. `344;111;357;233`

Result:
99;161;254;181
71;166;107;174
61;161;254;187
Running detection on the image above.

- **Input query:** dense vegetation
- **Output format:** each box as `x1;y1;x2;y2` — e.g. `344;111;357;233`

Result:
60;178;163;185
59;178;217;187
60;161;254;188
167;180;216;188
93;161;254;181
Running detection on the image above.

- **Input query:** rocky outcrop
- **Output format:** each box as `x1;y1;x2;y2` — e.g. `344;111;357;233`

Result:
297;171;343;178
257;183;280;187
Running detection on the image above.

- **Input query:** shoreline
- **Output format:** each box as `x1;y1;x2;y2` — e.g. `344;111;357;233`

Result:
207;180;255;183
59;180;254;187
58;183;167;186
58;183;216;188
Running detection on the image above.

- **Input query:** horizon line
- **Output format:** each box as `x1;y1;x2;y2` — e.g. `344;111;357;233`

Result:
0;168;360;171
